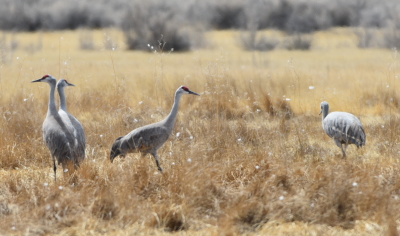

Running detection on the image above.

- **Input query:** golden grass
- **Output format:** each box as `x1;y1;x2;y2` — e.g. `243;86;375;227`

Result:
0;28;400;235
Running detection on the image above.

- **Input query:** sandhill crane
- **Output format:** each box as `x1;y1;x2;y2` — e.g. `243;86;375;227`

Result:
320;101;366;158
56;79;86;166
110;86;200;172
32;75;77;182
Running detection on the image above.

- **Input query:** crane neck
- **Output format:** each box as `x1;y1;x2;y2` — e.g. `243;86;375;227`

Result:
163;91;183;132
57;85;67;112
321;106;329;121
47;80;58;116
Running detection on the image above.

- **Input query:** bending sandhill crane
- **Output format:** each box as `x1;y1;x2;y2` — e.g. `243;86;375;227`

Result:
32;75;76;182
57;79;86;166
110;86;200;172
320;101;366;158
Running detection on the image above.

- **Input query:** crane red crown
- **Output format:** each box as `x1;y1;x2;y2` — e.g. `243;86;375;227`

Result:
181;86;189;91
42;74;49;79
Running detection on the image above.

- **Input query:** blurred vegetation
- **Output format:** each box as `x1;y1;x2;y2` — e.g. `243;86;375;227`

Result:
0;22;400;235
1;0;400;51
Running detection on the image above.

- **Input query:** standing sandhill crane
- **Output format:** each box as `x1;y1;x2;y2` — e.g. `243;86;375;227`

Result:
56;79;86;167
32;75;76;182
110;86;200;172
320;101;366;158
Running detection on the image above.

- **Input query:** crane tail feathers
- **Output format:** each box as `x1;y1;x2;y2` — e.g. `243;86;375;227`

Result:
347;126;366;147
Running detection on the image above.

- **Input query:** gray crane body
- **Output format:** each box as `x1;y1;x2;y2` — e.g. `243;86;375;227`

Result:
32;75;76;182
320;101;366;157
57;79;86;166
110;86;200;172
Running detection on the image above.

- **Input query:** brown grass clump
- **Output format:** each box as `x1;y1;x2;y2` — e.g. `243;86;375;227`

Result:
0;29;399;235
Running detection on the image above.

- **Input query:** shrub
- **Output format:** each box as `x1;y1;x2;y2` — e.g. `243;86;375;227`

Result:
265;0;293;30
359;4;389;28
102;31;118;50
121;2;205;52
0;0;125;31
281;34;312;50
383;29;400;49
240;31;280;51
209;0;246;29
0;35;7;64
285;2;332;33
355;6;400;50
78;29;95;50
0;0;399;49
354;28;382;48
329;0;367;27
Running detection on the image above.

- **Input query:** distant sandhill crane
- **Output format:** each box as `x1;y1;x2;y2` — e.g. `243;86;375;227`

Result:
56;79;86;167
32;75;77;182
110;86;200;172
320;101;366;158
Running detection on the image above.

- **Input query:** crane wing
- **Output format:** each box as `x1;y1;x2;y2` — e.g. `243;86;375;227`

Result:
58;110;86;161
42;117;73;164
67;113;86;160
323;112;365;147
124;125;170;152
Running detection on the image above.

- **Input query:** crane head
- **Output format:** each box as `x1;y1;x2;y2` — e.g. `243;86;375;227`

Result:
179;86;200;96
320;101;329;115
57;79;75;89
31;74;55;83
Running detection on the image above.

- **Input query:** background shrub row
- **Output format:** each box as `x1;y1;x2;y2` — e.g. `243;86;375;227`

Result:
0;0;399;51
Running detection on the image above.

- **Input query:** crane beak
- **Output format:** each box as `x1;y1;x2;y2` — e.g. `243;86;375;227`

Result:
66;81;75;87
188;90;200;96
319;110;322;115
31;78;42;83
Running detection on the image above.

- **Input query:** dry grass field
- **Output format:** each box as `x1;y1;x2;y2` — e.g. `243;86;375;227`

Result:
0;28;400;235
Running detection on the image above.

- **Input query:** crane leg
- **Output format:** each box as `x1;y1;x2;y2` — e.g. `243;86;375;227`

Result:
151;153;163;172
73;159;80;170
52;155;57;183
341;144;347;158
343;144;348;158
334;139;345;158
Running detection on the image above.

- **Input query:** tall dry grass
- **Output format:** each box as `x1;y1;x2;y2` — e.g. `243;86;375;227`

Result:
0;28;399;235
